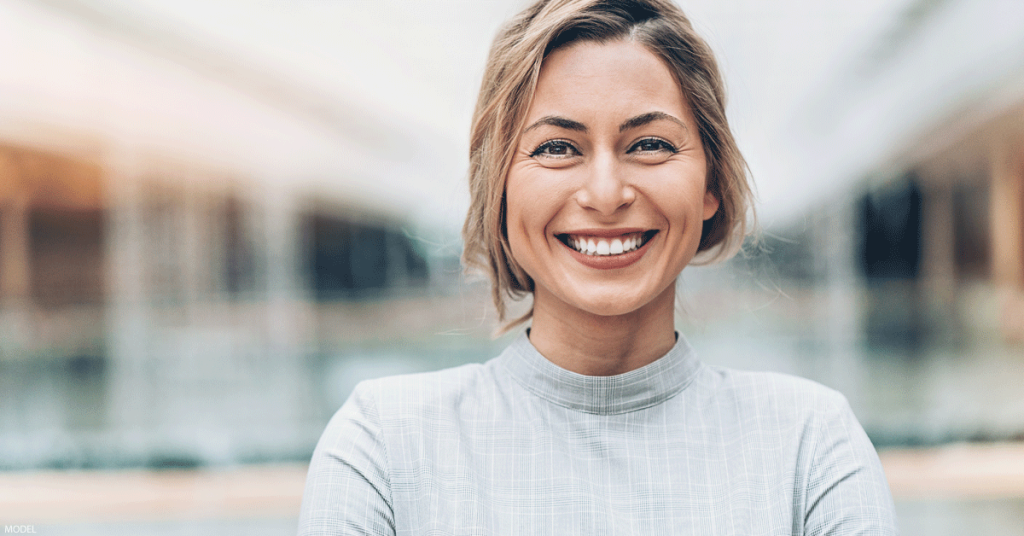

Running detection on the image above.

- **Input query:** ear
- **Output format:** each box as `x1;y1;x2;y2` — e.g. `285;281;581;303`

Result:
702;190;720;221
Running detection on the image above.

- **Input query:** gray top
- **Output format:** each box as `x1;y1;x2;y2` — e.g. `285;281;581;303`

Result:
299;332;898;535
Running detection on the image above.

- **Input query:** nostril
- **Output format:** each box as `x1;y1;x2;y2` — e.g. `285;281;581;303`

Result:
576;181;635;214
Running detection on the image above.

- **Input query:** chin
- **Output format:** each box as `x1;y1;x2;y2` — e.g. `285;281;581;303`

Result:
571;292;652;318
536;277;675;321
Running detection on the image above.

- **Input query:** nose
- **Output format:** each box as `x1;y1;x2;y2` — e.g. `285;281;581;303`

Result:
575;152;635;215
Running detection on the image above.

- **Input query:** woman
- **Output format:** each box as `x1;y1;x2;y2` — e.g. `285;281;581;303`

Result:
299;0;898;534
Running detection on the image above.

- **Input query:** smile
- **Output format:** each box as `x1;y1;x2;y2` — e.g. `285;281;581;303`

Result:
556;230;658;256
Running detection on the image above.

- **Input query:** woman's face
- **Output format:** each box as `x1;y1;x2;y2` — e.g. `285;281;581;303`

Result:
505;39;718;319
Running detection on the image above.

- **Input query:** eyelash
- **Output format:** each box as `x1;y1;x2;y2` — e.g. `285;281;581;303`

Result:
528;137;677;158
530;139;579;158
629;138;677;154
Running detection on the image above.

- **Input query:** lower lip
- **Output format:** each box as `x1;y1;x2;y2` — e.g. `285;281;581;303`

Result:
563;235;654;270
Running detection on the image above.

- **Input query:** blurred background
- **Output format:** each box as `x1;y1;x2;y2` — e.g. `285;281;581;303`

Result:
0;0;1023;534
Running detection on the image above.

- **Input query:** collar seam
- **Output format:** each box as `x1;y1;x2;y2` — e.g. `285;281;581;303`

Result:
500;340;704;415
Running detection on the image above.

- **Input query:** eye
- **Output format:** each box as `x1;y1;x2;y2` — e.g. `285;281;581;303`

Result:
628;137;677;154
530;139;582;158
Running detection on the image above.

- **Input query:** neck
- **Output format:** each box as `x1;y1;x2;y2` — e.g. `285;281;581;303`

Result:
527;283;677;376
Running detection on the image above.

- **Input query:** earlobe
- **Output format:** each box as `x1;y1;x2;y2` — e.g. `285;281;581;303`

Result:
702;190;720;221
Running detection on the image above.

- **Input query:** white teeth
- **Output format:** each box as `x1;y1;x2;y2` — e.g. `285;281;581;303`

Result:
567;232;646;256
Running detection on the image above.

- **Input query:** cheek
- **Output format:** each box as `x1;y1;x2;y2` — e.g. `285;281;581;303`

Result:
505;168;561;235
503;172;542;271
504;176;528;241
504;203;528;260
648;172;707;217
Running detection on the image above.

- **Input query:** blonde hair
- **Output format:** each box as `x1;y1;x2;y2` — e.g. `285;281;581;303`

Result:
462;0;755;332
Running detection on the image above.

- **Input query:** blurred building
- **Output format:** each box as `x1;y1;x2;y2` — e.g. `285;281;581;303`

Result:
753;0;1024;444
781;0;1024;343
0;0;465;469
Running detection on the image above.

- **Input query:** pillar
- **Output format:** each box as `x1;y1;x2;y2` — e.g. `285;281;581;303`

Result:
0;154;32;358
103;148;152;432
989;139;1024;340
921;180;957;338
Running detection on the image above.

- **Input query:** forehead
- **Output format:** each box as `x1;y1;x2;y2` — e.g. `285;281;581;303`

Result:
527;39;690;125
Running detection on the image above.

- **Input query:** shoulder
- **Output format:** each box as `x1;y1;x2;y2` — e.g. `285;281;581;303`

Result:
696;365;853;427
347;359;505;426
706;366;846;403
311;360;503;478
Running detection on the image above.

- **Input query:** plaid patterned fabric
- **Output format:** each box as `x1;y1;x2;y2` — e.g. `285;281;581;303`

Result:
299;332;898;535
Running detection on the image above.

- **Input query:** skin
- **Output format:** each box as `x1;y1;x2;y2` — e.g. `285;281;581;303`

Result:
505;39;719;376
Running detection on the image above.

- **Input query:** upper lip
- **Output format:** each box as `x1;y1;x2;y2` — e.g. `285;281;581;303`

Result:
554;227;651;238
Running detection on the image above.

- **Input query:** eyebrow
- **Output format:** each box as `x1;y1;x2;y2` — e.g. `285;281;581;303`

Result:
523;111;686;134
524;115;588;133
619;111;686;132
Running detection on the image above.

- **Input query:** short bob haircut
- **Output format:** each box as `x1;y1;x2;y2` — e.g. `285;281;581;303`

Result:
462;0;755;330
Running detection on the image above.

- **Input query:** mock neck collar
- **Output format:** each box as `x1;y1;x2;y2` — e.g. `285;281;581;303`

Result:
499;330;702;415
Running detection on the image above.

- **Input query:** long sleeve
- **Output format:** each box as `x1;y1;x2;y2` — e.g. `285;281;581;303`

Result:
803;393;899;535
298;382;395;536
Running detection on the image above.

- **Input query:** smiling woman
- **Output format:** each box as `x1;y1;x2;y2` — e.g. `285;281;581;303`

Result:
506;39;719;375
298;1;898;534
